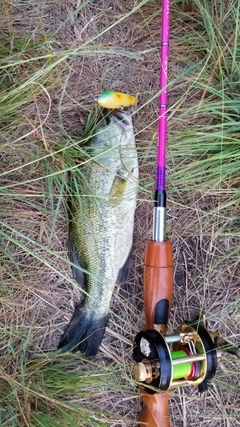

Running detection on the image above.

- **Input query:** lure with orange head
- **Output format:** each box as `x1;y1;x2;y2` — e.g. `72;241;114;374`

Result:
133;2;239;426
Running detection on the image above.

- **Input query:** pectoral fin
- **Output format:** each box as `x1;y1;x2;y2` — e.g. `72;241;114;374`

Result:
109;175;127;206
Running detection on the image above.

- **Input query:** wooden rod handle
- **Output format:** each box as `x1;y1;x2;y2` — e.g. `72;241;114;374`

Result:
143;240;173;329
139;392;170;427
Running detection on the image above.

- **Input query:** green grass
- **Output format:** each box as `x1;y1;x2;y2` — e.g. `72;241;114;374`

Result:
0;351;136;426
0;0;239;426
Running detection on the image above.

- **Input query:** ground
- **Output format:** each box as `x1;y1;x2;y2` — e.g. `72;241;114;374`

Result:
0;1;239;426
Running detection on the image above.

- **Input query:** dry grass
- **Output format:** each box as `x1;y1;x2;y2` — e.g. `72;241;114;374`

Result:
0;0;240;426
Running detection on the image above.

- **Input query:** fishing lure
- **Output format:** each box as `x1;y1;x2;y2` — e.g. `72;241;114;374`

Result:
96;91;137;109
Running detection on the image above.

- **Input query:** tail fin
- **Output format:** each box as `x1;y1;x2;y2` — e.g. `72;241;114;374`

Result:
58;305;110;357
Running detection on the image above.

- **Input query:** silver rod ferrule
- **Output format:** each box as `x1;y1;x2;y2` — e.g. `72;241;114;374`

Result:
153;206;166;242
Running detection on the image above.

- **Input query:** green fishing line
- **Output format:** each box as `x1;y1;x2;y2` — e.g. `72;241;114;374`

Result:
172;350;192;380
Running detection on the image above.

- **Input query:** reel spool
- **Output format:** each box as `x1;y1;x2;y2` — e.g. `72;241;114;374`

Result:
133;323;218;394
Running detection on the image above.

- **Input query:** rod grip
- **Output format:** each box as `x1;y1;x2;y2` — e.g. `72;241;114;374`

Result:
139;392;170;427
139;240;173;426
143;240;173;329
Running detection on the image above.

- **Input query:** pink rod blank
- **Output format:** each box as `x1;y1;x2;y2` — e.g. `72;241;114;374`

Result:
156;0;170;190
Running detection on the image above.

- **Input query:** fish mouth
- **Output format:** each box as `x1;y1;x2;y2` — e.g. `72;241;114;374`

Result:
111;110;132;130
100;107;132;129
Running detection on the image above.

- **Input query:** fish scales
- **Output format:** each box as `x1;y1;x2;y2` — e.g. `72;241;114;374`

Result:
58;111;138;356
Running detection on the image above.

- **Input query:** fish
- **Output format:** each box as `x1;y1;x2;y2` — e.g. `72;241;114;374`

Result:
58;109;139;356
96;91;137;109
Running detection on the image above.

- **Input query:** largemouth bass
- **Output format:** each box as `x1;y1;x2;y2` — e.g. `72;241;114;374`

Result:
58;110;138;356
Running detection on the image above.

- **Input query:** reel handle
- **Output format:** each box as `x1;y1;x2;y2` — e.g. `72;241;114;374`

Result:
139;392;170;427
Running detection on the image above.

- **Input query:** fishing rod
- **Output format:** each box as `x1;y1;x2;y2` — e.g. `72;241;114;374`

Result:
134;2;173;425
133;1;239;426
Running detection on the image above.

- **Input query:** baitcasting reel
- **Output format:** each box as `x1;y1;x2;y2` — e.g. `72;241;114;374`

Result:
133;319;239;394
